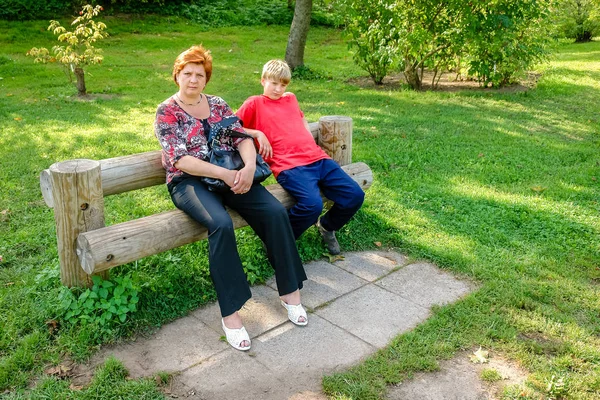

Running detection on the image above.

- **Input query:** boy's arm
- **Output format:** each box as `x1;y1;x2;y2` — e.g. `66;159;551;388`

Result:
243;128;273;159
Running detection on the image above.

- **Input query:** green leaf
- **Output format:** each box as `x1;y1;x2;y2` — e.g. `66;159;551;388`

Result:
114;285;125;297
102;280;114;289
100;288;108;299
109;306;117;314
119;313;127;322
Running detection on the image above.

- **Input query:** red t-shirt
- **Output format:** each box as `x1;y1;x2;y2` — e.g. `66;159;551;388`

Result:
236;93;330;178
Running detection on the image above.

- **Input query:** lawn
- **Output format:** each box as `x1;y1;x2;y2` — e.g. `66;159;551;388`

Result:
1;15;599;399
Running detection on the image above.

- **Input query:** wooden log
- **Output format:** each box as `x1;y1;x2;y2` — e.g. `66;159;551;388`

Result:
77;162;373;275
40;169;54;208
100;151;164;196
318;116;352;166
50;159;107;287
40;125;321;208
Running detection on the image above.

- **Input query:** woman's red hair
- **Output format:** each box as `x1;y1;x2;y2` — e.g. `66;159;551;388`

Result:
172;45;213;86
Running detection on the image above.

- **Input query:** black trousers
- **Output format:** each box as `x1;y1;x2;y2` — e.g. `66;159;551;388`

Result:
169;175;307;317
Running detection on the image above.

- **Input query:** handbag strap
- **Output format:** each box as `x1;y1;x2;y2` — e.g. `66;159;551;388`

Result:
207;115;251;149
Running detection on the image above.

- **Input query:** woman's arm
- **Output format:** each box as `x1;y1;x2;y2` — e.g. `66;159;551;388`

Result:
174;156;237;187
230;138;256;194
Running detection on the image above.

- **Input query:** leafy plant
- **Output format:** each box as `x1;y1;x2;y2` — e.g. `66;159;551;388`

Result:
462;0;553;87
338;0;398;84
546;375;569;399
26;4;108;96
59;275;139;336
480;368;503;382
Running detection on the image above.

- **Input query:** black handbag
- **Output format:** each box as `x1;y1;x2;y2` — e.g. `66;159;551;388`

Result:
201;116;272;192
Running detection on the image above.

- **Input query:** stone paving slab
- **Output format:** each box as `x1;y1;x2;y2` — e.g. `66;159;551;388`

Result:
191;284;288;338
315;283;430;347
334;251;408;282
173;314;374;400
252;313;374;375
97;316;228;378
266;260;367;310
376;262;474;308
173;348;289;400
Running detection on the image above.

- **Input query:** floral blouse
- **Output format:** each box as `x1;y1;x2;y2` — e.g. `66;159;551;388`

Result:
154;94;247;184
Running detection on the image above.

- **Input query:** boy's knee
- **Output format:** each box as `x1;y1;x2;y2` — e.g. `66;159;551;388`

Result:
339;187;365;211
351;189;365;209
298;199;323;218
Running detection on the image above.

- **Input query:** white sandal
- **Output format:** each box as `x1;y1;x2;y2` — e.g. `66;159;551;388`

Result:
221;319;251;351
281;300;308;326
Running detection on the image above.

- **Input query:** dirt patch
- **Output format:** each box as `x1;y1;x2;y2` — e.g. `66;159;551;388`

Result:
387;349;529;400
347;71;540;93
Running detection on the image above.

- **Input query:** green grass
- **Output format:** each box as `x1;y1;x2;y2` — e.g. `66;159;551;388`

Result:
1;16;599;399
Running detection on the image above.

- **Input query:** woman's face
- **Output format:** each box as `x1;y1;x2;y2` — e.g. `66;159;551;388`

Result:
177;63;207;97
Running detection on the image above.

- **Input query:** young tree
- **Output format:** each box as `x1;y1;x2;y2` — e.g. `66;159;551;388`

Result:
27;4;108;97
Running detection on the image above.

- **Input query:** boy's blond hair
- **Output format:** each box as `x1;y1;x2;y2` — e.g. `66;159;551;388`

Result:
262;59;291;84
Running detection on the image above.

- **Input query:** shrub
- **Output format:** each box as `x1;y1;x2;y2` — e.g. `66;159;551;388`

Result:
462;0;553;87
0;0;73;20
338;0;398;84
551;0;600;42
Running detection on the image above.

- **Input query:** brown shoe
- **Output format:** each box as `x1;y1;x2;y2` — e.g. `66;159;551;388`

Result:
316;219;341;255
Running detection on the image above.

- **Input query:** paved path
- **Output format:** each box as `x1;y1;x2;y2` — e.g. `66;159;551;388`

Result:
89;251;474;399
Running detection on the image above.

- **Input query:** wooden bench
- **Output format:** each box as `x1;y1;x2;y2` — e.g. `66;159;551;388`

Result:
40;116;373;287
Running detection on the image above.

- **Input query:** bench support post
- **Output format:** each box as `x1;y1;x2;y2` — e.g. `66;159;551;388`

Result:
318;116;353;166
50;159;107;287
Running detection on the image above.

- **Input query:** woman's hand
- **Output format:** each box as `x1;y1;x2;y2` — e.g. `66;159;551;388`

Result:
230;165;255;194
254;131;273;160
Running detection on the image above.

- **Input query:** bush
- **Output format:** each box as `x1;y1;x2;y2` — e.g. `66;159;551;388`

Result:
551;0;600;42
463;0;553;87
0;0;73;20
181;0;293;27
339;0;554;89
338;0;398;84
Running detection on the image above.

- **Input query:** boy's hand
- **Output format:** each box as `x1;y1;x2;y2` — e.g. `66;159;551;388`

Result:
254;131;273;159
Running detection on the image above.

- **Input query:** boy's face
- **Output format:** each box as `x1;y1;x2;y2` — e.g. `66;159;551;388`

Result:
261;78;288;100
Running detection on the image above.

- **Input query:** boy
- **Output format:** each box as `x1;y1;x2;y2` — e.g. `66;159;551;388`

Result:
236;59;364;255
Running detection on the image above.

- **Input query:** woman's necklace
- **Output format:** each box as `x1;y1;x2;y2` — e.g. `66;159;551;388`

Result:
176;93;203;106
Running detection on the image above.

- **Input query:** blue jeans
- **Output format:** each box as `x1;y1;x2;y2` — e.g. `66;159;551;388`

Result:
276;159;365;239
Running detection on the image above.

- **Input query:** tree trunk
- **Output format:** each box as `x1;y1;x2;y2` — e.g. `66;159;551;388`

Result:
74;66;87;96
404;65;422;90
285;0;313;70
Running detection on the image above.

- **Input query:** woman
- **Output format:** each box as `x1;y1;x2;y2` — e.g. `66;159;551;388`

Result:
155;45;308;351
